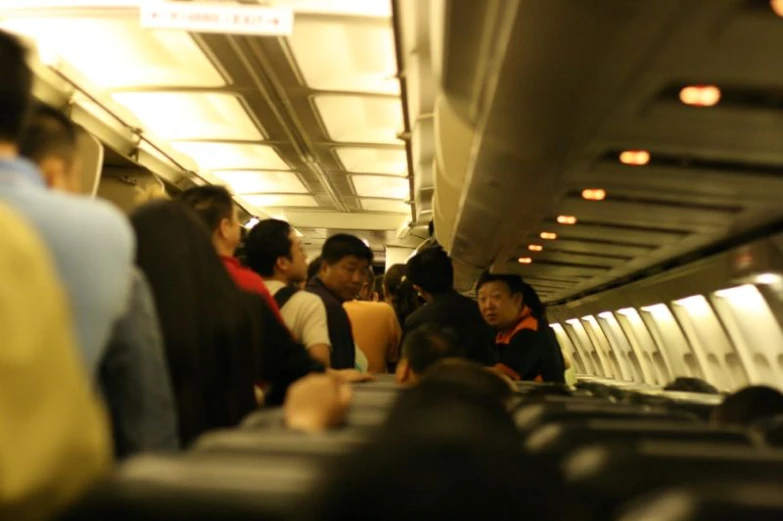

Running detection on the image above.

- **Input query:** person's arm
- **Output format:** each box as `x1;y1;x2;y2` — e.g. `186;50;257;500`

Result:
99;270;179;457
252;296;324;406
284;374;351;432
297;294;332;368
494;330;547;381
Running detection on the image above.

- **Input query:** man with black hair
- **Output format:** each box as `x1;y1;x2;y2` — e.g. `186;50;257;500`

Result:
476;272;565;382
245;219;331;367
396;324;459;384
180;185;281;318
307;234;373;369
404;247;496;365
0;30;134;372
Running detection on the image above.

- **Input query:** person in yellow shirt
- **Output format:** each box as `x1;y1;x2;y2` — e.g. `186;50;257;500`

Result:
0;203;111;520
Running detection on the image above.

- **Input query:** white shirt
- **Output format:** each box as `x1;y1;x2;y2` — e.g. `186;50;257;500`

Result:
266;280;331;350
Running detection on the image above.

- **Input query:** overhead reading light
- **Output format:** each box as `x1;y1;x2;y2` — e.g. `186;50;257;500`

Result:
772;0;783;17
619;150;650;166
528;245;543;252
679;85;721;107
557;215;578;225
582;188;606;201
518;257;533;264
540;232;557;240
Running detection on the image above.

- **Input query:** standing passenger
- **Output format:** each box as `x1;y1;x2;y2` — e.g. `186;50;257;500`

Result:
383;263;421;329
307;235;374;369
403;248;497;365
179;185;282;319
244;218;332;367
476;273;565;383
0;30;134;372
344;268;402;374
20;105;178;457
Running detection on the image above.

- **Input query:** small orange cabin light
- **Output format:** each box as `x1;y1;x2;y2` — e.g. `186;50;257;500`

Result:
582;188;606;201
619;150;650;166
679;85;721;107
557;215;578;225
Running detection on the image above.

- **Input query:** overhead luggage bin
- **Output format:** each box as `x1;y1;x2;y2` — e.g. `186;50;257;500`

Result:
615;481;783;521
58;453;323;521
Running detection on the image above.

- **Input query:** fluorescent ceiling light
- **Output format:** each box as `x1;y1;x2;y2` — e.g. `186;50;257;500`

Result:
361;199;409;213
170;143;289;171
244;217;260;230
314;96;403;145
288;19;398;95
210;170;308;195
0;1;147;8
112;93;263;141
241;194;319;208
352;175;409;199
1;16;224;89
271;0;392;17
335;148;407;175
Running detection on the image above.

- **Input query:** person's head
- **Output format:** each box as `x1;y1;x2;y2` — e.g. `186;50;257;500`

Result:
19;105;81;193
358;267;376;301
130;200;258;445
711;386;783;427
396;324;459;384
0;30;33;152
421;358;515;409
519;280;546;320
307;255;323;283
383;264;420;325
664;377;719;395
476;272;528;329
245;219;308;284
405;246;453;300
179;185;241;257
318;234;373;301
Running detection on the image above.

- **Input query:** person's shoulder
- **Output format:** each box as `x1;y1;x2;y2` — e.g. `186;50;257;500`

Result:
510;326;549;349
291;289;326;310
48;192;133;249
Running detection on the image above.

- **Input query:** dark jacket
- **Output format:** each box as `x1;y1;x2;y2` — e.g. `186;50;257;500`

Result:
306;277;356;369
403;290;497;366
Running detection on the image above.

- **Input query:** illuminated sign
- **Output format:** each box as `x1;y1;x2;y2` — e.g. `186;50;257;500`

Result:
141;2;294;36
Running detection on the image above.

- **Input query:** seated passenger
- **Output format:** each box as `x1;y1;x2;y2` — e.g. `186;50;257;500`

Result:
476;273;565;383
131;201;322;444
245;218;332;367
383;263;421;330
396;324;460;385
419;358;515;409
664;377;719;394
307;235;374;369
0;202;111;520
0;30;133;371
344;268;402;374
711;386;783;427
404;247;497;365
307;380;565;521
21;105;178;458
179;185;282;319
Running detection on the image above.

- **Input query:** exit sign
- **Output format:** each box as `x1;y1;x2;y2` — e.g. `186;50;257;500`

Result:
141;2;294;36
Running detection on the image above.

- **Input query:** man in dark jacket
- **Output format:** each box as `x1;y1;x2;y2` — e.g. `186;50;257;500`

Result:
403;247;496;366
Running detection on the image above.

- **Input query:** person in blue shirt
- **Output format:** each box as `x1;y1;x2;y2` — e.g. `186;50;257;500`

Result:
0;30;134;372
19;100;178;456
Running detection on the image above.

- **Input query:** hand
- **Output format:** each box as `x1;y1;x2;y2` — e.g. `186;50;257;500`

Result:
329;368;376;383
284;374;352;432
